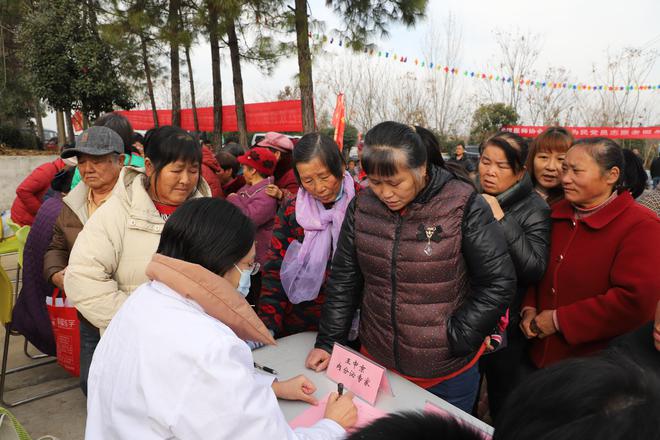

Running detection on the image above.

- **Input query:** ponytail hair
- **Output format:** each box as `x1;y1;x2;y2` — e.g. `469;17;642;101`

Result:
415;125;475;189
621;148;648;198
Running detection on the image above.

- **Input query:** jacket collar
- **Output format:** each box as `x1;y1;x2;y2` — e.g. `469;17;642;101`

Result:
145;254;276;346
63;179;91;224
495;173;534;210
239;176;273;196
117;167;211;224
412;165;454;205
551;190;634;229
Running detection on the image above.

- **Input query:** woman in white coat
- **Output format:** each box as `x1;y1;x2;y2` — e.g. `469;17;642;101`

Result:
86;198;357;439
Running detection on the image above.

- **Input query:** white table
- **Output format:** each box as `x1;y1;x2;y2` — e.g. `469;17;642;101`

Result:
253;332;494;437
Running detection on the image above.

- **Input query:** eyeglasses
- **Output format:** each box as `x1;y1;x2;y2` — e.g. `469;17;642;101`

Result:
235;262;260;276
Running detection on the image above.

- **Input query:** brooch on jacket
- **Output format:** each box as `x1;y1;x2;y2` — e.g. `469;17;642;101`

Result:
416;224;442;256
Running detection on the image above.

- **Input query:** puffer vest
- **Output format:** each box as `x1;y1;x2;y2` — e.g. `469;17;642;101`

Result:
355;177;474;378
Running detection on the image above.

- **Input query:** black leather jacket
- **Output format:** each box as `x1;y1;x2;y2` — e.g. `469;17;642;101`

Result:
495;173;551;321
315;166;517;357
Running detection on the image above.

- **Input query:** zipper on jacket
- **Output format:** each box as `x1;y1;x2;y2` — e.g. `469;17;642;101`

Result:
391;215;404;371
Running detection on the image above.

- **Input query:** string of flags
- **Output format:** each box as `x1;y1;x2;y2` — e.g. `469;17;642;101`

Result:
307;33;660;93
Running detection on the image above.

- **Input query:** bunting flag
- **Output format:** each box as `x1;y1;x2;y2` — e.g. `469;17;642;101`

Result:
332;93;346;151
309;33;660;93
113;100;304;133
502;125;660;140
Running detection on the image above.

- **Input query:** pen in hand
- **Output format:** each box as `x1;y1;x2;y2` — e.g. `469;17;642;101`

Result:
338;382;344;396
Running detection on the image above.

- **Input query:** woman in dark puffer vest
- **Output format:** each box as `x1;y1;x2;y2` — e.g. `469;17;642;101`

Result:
477;132;551;419
306;122;516;413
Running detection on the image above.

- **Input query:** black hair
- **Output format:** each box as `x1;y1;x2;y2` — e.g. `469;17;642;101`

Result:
199;132;211;145
481;131;529;173
143;125;203;196
224;135;240;145
572;137;625;190
131;132;144;145
292;132;345;185
493;354;660;440
50;167;75;193
622;149;648;198
362;122;427;177
415;126;445;168
94;112;134;155
346;412;483;440
157;198;255;276
224;142;245;158
272;150;293;181
215;151;240;176
414;125;476;188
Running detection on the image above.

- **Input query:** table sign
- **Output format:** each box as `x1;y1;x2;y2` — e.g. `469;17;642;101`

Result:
424;401;493;440
289;393;386;431
326;343;392;405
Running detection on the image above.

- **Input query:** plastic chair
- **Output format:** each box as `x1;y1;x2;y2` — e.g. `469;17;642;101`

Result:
6;225;43;361
5;220;27;295
0;267;77;407
13;226;29;273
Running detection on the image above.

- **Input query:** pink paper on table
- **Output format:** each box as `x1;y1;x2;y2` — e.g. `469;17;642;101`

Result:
289;394;386;431
326;343;391;405
424;401;493;440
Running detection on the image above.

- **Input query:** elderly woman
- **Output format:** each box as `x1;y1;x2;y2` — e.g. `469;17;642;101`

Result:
306;122;516;413
527;126;574;205
476;132;551;418
257;133;359;338
64;126;210;391
521;138;660;368
86;198;357;439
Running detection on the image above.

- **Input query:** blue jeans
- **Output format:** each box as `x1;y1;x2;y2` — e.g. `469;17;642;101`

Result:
79;317;100;396
426;364;480;414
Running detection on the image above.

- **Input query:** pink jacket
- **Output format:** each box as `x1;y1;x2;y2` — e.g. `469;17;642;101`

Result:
227;177;278;265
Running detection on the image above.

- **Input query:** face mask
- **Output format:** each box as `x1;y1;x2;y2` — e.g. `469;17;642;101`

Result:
234;264;252;297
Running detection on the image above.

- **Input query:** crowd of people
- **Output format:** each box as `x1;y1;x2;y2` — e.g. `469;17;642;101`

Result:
5;112;660;439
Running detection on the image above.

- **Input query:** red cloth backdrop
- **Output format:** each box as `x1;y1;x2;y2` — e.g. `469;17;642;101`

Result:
116;100;303;132
502;125;660;139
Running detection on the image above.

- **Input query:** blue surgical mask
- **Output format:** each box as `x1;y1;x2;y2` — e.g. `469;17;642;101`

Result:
234;264;252;297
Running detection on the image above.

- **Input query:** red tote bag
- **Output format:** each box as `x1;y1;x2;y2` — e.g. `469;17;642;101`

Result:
46;288;80;377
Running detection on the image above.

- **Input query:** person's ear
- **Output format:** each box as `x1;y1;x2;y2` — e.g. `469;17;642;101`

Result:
144;157;155;178
118;154;125;168
606;166;621;186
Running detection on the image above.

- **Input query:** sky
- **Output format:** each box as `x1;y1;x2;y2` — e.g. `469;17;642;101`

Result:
43;0;660;130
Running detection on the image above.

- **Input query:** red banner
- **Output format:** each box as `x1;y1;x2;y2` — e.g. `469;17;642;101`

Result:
115;100;304;133
332;93;346;151
502;125;660;140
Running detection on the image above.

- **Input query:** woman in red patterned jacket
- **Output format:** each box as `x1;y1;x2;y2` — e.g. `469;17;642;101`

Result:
257;133;359;338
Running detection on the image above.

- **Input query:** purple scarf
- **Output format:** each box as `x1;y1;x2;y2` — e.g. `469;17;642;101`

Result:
280;171;356;304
